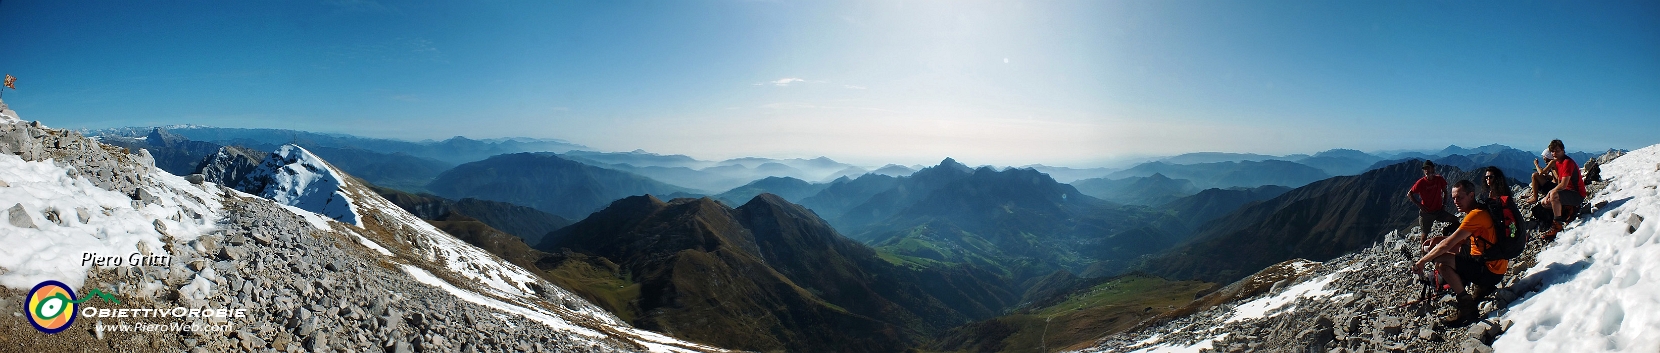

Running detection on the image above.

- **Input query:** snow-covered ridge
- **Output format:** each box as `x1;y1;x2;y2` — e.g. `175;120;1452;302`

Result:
231;144;720;351
241;144;360;225
1493;144;1659;352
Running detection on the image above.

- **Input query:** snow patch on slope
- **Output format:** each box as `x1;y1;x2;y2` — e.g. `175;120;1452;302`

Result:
244;144;359;225
1225;268;1350;323
1492;144;1660;352
0;153;221;290
0;100;20;124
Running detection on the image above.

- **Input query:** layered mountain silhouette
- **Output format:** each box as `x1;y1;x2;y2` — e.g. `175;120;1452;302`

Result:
1160;185;1293;228
536;194;1015;352
1159;152;1283;164
1135;160;1495;283
1295;148;1384;176
97;128;224;176
870;164;920;176
796;173;902;222
714;176;828;206
1021;164;1118;183
1071;173;1201;206
99;128;454;191
425;152;697;220
561;150;863;191
95;125;587;165
797;159;1191;282
1107;159;1330;189
370;186;572;245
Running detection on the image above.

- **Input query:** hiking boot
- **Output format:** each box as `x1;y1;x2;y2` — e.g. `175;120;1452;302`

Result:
1471;284;1496;301
1541;221;1563;241
1440;293;1477;326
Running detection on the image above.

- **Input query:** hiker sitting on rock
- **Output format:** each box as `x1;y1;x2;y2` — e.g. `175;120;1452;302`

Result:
1527;148;1557;205
1540;139;1585;240
1412;179;1507;325
1408;160;1457;241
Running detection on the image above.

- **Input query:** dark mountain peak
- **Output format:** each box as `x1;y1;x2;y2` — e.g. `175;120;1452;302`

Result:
744;192;791;206
611;194;669;212
736;193;815;220
665;195;731;212
871;164;916;176
1311;148;1375;159
145;127;188;147
1437;144;1469;156
630;149;648;154
808;156;836;163
542;193;753;255
756;175;806;184
1146;172;1173;181
442;136;476;144
938;157;971;172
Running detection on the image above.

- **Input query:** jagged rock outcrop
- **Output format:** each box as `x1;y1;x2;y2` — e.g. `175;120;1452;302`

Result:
194;145;263;192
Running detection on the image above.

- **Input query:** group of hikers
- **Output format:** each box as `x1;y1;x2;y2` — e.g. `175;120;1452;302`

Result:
1404;139;1591;326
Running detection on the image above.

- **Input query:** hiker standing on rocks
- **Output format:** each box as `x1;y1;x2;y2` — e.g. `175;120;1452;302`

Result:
1412;179;1507;325
1540;139;1584;240
1409;160;1457;241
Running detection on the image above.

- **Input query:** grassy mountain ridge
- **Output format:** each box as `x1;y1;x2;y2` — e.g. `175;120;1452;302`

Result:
536;194;1019;352
853;165;1192;283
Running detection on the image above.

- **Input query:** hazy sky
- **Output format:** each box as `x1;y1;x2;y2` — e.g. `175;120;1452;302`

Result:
1;1;1656;167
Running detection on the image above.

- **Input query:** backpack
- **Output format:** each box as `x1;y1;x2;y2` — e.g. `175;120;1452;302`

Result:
1475;196;1528;261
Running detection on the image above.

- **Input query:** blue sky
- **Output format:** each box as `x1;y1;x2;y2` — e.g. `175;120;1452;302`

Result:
0;0;1655;167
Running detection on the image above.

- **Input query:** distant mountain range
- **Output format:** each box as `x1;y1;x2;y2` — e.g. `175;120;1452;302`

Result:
1159;152;1285;164
425;152;699;220
1160;185;1293;228
559;150;872;192
713;176;828;206
1071;173;1201;206
793;158;1193;282
370;186;573;245
92;125;588;165
1012;165;1118;183
1107;159;1330;189
1296;148;1385;176
98;128;455;192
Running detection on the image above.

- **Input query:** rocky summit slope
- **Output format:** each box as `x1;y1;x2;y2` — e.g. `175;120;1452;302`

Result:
1073;147;1651;353
0;99;720;352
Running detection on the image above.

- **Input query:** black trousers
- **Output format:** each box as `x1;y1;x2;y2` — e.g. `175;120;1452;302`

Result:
1420;209;1458;238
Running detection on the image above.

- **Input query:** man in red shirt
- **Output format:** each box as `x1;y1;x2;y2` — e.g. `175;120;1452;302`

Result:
1408;160;1457;241
1541;139;1585;239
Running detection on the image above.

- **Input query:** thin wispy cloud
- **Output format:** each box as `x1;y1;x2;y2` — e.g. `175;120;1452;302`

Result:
758;102;897;113
843;85;867;90
755;77;806;87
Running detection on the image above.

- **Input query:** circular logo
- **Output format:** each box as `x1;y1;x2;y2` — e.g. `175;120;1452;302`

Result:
27;280;78;334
